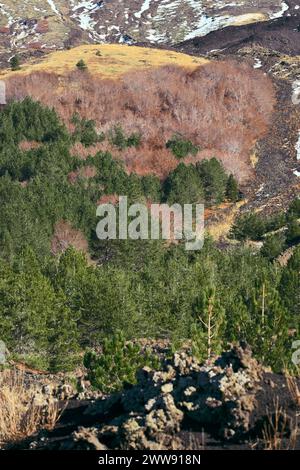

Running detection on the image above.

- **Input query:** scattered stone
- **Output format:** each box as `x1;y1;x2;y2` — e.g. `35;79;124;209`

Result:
7;343;300;450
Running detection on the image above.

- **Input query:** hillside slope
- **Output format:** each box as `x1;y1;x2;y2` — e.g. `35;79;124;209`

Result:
0;44;275;183
0;43;208;79
0;1;291;66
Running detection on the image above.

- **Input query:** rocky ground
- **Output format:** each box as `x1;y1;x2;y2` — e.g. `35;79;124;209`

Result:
174;1;300;216
4;344;300;451
0;2;299;218
0;1;293;67
177;1;300;57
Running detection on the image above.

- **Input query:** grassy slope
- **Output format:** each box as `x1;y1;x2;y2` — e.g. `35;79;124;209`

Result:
0;44;208;80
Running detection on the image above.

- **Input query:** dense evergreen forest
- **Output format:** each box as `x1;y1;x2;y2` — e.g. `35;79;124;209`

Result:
0;99;299;375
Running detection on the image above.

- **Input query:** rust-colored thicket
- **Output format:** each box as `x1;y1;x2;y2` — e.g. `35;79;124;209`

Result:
18;140;42;151
6;62;275;181
51;220;89;257
68;165;97;184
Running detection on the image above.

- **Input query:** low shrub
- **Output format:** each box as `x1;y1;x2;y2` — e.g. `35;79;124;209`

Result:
84;331;160;393
109;125;141;150
166;135;198;159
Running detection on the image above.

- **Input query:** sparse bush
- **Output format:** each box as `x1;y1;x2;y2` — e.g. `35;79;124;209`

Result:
230;212;266;241
84;331;160;393
10;55;21;72
261;233;286;260
76;59;87;71
166;134;198;159
109;125;141;150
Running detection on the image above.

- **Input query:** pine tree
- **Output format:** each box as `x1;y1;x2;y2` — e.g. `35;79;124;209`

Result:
226;174;239;202
192;286;225;361
261;233;285;261
0;248;80;371
47;292;79;372
230;212;266;241
280;247;300;327
10;55;21;71
76;59;88;71
286;219;300;244
196;158;228;204
224;295;250;343
84;330;159;392
247;281;290;371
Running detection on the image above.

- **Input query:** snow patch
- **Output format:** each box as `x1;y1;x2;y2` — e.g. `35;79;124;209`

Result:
135;0;152;19
47;0;60;16
253;58;263;69
296;131;300;161
269;2;289;19
0;2;15;26
292;80;300;105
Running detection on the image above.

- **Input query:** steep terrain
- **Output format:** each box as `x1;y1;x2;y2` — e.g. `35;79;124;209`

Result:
0;44;275;182
177;0;300;57
0;1;292;67
0;4;300;453
174;0;300;219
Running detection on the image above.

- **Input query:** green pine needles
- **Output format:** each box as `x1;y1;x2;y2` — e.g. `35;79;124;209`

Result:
84;331;160;393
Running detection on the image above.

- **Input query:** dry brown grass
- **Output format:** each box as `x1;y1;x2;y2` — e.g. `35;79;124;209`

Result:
0;369;61;446
262;399;289;450
207;200;246;240
262;395;298;451
286;370;300;407
0;45;208;80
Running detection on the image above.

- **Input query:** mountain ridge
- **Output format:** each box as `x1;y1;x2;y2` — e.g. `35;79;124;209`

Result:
0;1;293;64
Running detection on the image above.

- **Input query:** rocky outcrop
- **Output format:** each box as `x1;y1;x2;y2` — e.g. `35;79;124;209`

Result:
14;343;299;451
0;0;292;60
83;343;263;449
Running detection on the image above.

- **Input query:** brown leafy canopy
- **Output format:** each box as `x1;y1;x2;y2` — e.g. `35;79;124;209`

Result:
51;220;89;257
6;62;275;181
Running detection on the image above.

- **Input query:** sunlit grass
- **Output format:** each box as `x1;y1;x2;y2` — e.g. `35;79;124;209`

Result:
0;44;208;80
